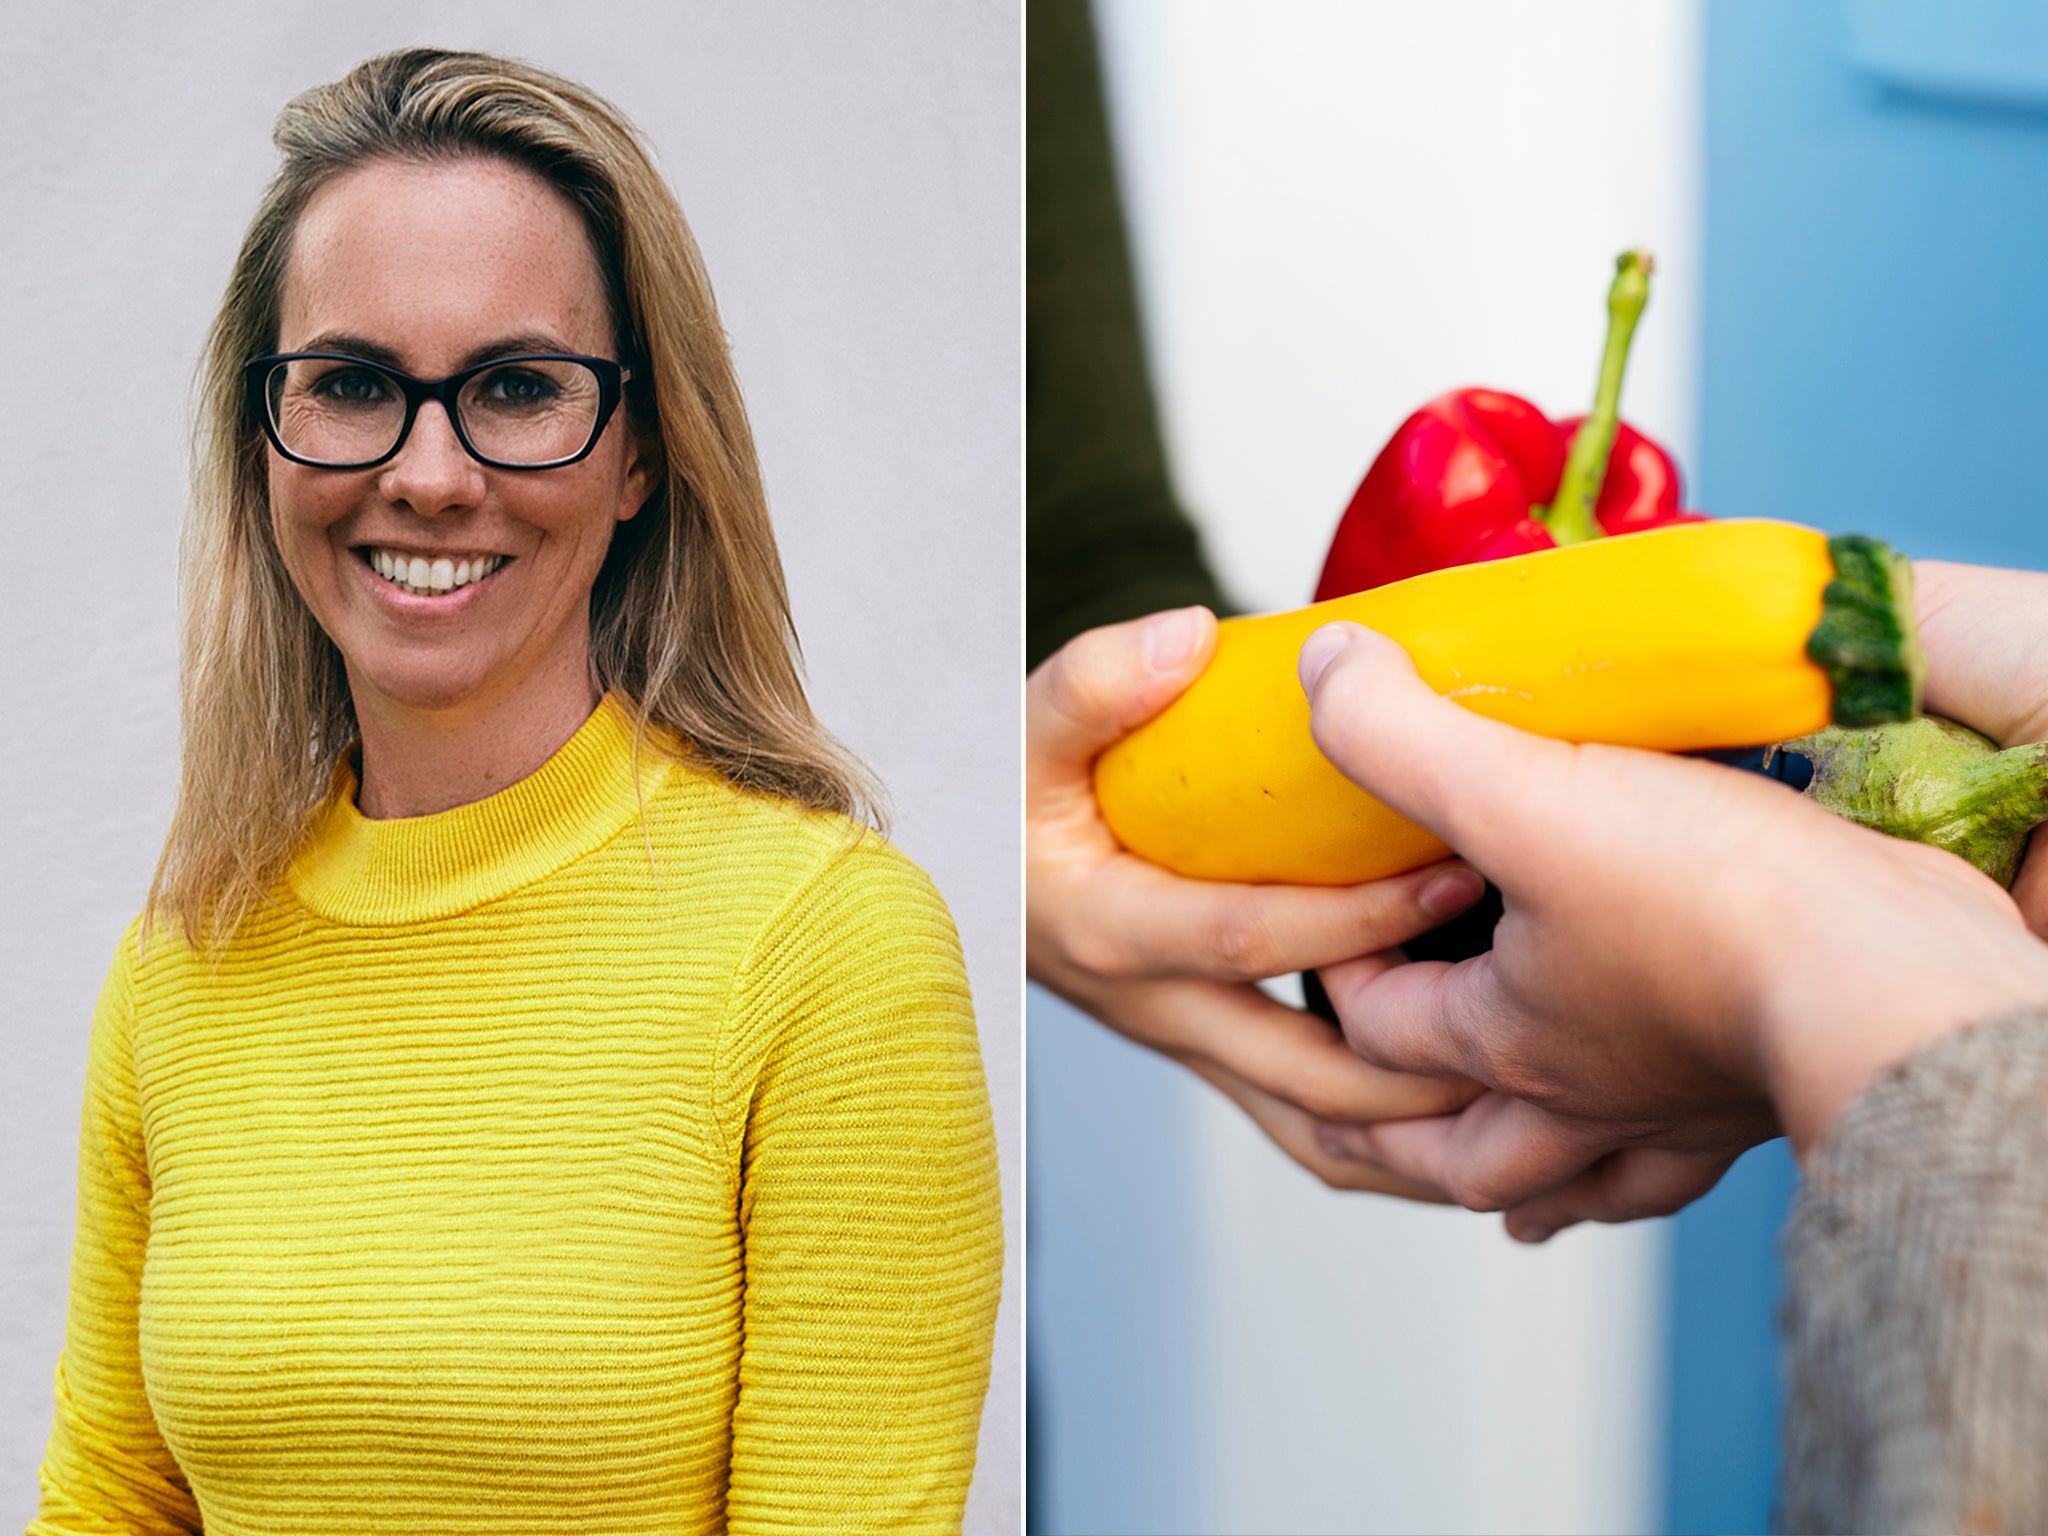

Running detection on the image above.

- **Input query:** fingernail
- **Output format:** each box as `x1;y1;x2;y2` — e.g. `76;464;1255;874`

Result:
1508;1218;1556;1245
1144;607;1205;672
1298;622;1359;693
1419;867;1486;919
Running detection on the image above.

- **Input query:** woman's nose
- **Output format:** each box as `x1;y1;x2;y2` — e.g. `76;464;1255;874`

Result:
376;400;486;515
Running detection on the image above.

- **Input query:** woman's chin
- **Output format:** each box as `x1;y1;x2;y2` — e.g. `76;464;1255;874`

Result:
342;655;506;719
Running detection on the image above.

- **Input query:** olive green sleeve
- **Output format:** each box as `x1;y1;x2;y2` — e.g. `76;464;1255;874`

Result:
1027;0;1230;669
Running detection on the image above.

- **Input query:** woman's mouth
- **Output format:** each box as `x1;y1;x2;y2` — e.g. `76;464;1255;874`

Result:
360;547;508;597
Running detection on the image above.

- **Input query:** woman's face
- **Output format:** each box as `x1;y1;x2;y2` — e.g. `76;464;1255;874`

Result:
268;155;657;719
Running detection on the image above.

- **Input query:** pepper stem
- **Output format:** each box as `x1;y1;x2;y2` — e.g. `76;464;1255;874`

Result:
1536;249;1653;546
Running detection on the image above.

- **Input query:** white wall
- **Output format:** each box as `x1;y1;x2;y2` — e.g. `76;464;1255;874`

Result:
1035;2;1700;1530
0;5;1019;1528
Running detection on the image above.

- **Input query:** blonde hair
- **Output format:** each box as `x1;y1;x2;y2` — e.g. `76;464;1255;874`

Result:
148;47;883;945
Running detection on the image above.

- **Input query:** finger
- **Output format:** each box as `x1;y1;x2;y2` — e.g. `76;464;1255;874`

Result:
1027;607;1219;778
1319;948;1508;1088
1065;853;1487;984
1296;621;1577;882
1127;973;1483;1124
1915;561;2048;748
1185;1057;1454;1201
2011;824;2048;942
1501;1147;1738;1243
1357;1095;1613;1212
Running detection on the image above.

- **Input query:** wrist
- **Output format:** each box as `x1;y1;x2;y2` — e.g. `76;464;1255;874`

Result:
1757;931;2048;1156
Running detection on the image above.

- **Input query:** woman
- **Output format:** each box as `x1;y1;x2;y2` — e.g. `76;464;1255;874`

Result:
35;49;1002;1531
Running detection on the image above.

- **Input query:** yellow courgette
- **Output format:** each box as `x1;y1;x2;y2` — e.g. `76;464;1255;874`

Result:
1093;519;1922;885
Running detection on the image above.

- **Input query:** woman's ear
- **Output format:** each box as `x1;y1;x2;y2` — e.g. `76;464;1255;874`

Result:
618;419;664;524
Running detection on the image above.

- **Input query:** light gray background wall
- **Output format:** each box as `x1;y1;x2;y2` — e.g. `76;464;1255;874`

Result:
0;4;1020;1528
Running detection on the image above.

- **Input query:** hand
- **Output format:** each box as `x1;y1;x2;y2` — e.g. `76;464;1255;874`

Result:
1915;559;2048;931
1026;607;1487;1195
1296;619;2048;1237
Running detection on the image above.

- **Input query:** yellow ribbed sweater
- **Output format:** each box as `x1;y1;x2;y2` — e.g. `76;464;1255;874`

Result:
35;698;1004;1534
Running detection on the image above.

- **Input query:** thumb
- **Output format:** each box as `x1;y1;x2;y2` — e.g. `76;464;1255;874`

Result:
1027;607;1218;776
1298;621;1573;869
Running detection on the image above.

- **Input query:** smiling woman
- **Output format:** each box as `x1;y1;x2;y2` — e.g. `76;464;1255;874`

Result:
30;48;1002;1533
250;155;663;818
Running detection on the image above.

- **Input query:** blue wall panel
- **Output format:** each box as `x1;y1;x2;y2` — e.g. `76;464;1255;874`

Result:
1698;0;2048;570
1671;3;2048;1530
1664;1142;1799;1534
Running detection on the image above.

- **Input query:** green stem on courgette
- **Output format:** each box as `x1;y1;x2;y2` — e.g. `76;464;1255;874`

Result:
1807;534;1926;727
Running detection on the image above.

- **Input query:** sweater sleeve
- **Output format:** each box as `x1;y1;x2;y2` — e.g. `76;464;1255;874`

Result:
33;931;202;1534
1026;0;1230;669
1778;1006;2048;1534
717;838;1004;1534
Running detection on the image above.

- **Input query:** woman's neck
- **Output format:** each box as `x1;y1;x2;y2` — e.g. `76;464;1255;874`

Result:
349;654;604;820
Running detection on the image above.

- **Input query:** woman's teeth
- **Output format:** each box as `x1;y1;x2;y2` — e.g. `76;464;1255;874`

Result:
366;549;505;596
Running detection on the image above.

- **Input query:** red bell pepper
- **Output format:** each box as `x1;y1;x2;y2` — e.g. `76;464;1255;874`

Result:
1313;250;1704;602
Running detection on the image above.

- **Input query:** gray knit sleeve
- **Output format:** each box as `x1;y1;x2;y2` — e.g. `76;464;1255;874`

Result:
1779;1007;2048;1534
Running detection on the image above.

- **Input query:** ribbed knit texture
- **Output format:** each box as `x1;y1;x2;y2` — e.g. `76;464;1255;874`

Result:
35;697;1004;1534
1779;1006;2048;1534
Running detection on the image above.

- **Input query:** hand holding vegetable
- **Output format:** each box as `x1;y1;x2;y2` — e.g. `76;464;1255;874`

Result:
1298;250;1704;975
1026;607;1486;1194
1295;618;2048;1237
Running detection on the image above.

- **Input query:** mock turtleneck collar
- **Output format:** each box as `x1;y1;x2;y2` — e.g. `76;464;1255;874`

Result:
286;695;664;926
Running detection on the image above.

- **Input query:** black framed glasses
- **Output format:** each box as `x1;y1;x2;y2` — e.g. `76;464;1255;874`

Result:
244;351;631;470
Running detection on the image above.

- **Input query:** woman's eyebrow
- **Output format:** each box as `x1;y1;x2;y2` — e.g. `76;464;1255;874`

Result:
460;333;579;368
296;333;405;368
286;333;582;372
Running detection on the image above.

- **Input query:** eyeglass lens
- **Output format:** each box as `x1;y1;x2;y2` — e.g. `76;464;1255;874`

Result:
263;357;606;467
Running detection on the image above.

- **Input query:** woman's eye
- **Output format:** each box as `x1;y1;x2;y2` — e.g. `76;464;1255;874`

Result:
476;367;560;407
311;367;391;405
